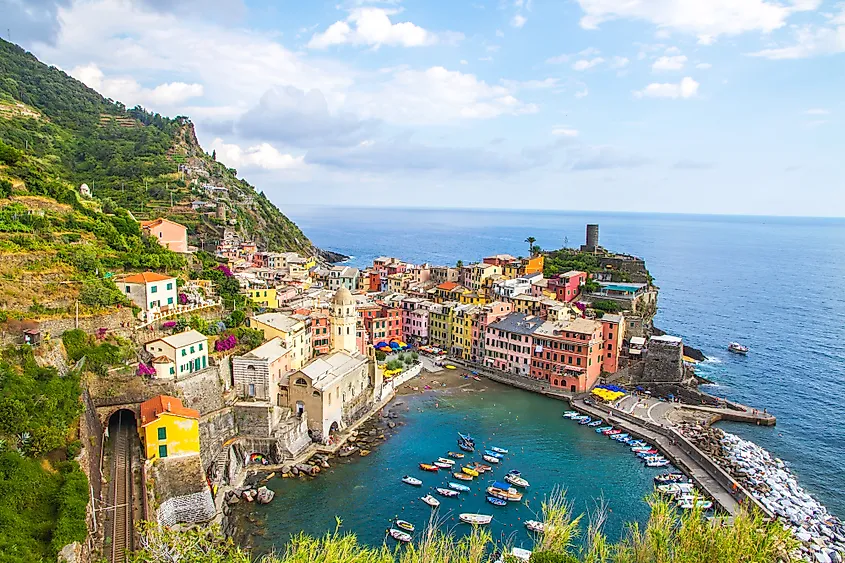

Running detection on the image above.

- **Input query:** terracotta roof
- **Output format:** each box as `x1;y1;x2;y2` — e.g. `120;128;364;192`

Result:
117;272;174;284
437;282;459;291
140;217;185;229
140;395;199;426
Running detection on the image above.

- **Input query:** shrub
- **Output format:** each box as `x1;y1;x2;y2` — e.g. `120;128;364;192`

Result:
215;335;237;352
590;300;621;314
375;350;386;361
137;363;156;377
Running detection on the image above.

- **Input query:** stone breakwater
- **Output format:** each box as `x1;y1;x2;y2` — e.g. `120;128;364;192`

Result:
679;423;844;562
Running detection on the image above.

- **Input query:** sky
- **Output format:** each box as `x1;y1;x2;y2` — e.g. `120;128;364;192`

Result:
3;0;845;216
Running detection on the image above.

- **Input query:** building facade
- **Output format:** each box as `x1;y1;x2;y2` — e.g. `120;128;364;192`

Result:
141;218;188;253
139;395;201;460
530;318;604;393
248;312;312;370
144;329;209;379
117;272;178;313
484;313;543;375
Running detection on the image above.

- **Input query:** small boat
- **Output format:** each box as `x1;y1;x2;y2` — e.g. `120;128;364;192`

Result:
420;494;440;507
458;433;475;445
657;483;696;497
588;420;603;427
636;449;659;456
434;461;452;469
453;472;473;481
459;513;493;525
654;472;686;484
419;463;439;472
525;520;545;533
488;482;523;501
646;459;671;468
484;450;504;458
449;482;471;492
728;342;749;355
491;447;508;454
487;496;507;506
475;463;493;472
677;498;713;510
482;455;500;464
437;457;455;466
505;474;530;488
402;476;422;486
572;415;590;422
472;376;481;381
395;519;415;532
389;528;412;543
611;433;629;440
462;466;479;477
596;426;613;433
436;487;460;497
563;411;579;418
447;451;465;459
507;469;521;476
604;429;621;436
458;442;475;452
510;547;532;562
579;417;593;425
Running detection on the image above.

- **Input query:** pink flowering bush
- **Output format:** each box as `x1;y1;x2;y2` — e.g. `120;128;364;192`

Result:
161;320;177;329
137;363;156;377
178;293;188;305
215;334;237;352
215;264;233;278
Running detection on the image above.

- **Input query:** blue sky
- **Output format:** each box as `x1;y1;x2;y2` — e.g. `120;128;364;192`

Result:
6;0;845;216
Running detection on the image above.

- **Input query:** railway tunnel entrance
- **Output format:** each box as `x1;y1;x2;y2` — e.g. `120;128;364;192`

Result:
103;409;142;563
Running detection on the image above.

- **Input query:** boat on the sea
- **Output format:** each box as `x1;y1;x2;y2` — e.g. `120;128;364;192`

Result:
611;433;629;440
475;463;493;473
434;461;452;469
458;433;475;445
461;466;479;477
402;476;423;486
389;528;412;543
588;420;603;427
458;442;475;452
484;450;504;458
436;487;460;497
654;472;686;484
395;519;415;532
449;482;471;492
421;494;440;507
453;472;473;481
525;520;545;533
419;463;439;472
573;415;590;422
487;496;507;507
483;454;500;464
636;449;659;457
460;513;493;525
579;417;593;425
447;451;465;459
505;473;530;488
677;498;713;510
728;342;749;355
646;459;671;468
507;469;522;476
605;429;622;436
596;426;613;433
472;376;482;381
437;457;455;466
491;447;509;454
563;411;579;418
488;482;523;501
657;483;696;497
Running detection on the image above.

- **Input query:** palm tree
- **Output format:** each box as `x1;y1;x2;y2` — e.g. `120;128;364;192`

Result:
525;236;537;257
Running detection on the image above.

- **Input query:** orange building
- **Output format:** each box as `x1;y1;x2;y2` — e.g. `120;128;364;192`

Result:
600;314;625;374
141;218;188;253
530;317;605;393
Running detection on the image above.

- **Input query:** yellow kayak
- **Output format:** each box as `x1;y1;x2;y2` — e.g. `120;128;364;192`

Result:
462;466;479;477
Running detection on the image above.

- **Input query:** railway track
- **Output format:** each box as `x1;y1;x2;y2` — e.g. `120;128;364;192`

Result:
109;414;134;563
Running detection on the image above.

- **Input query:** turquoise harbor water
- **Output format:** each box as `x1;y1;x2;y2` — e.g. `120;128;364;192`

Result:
253;384;655;550
248;206;845;549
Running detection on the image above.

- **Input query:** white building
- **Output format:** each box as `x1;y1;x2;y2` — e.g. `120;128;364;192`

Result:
145;329;209;379
116;272;178;313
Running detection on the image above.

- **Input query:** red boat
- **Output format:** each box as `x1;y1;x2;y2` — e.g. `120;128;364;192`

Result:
419;463;439;472
604;429;621;435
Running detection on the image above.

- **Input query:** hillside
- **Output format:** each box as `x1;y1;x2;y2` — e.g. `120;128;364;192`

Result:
0;38;317;256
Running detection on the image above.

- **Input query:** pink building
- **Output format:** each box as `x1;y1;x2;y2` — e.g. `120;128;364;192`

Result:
483;312;543;376
401;297;431;345
548;270;587;303
470;301;513;362
141;218;188;253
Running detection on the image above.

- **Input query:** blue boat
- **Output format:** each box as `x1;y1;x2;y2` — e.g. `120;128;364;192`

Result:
588;420;603;427
579;417;593;425
459;442;474;452
507;469;521;476
596;426;613;433
491;447;509;454
487;496;507;506
449;482;470;492
458;433;475;445
484;450;504;458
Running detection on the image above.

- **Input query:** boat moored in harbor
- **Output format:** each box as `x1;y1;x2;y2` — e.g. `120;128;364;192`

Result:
402;476;422;486
460;513;493;525
421;494;440;507
389;528;412;543
483;454;500;464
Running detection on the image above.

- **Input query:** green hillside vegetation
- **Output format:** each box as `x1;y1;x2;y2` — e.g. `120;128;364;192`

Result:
0;346;89;562
131;495;794;563
0;38;312;255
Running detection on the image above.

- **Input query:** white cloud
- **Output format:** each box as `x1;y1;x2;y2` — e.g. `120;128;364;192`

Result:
573;57;605;70
502;77;560;90
70;63;204;108
576;0;819;42
749;9;845;59
552;127;579;136
665;46;681;55
210;138;306;171
579;47;601;56
696;62;713;69
308;8;457;49
511;14;527;27
610;56;630;68
546;53;570;64
634;76;699;99
652;55;687;71
575;87;589;98
804;108;830;115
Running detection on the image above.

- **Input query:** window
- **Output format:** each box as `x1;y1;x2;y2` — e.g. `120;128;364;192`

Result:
181;349;187;356
125;286;130;293
157;427;167;440
151;285;158;294
169;366;174;375
190;346;195;354
295;378;308;386
199;343;204;351
248;383;255;396
158;444;168;458
167;297;174;305
202;356;206;368
166;282;173;290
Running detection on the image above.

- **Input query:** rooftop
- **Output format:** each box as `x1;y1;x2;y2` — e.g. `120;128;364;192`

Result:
240;337;289;362
117;271;174;284
437;282;459;291
140;395;200;426
651;335;683;345
299;351;368;391
152;329;207;349
601;314;624;324
535;317;601;338
251;312;306;333
488;312;544;335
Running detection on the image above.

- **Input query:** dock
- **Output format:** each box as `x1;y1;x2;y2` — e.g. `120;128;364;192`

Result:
569;398;771;517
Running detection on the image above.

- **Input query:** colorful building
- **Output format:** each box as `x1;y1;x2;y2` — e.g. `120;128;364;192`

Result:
232;337;292;403
116;272;177;313
530;318;604;393
548;271;587;303
144;329;209;379
506;293;545;317
470;301;513;363
310;311;332;355
428;302;456;350
449;304;477;360
247;287;277;308
140;218;188;253
401;297;432;345
248;312;312;370
466;263;501;292
502;255;544;279
139;395;201;460
328;266;359;291
484;312;543;375
600;314;625;374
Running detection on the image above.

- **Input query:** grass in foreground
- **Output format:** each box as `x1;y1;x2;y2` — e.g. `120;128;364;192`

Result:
131;492;796;563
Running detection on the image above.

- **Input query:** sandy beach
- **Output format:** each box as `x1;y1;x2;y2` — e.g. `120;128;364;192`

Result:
395;363;495;396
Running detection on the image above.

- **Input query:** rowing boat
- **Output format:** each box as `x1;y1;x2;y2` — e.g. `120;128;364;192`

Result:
453;472;473;481
389;528;412;543
461;466;479;477
395;519;414;532
482;455;500;464
419;463;439;472
460;513;493;525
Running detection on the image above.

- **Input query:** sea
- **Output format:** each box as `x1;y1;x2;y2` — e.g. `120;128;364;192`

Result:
249;206;845;550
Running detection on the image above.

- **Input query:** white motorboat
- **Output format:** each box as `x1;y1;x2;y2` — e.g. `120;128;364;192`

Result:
421;494;440;507
437;457;455;466
728;342;749;355
491;447;509;454
646;459;671;468
402;476;422;486
482;454;501;464
505;473;530;488
459;513;493;525
524;520;545;533
677;498;713;510
436;487;459;497
389;528;412;543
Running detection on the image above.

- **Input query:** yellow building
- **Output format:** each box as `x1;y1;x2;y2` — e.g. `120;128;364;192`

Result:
139;395;201;460
248;287;277;308
467;263;501;292
502;255;545;279
508;293;544;316
429;302;456;349
458;291;487;306
248;312;312;369
449;304;477;360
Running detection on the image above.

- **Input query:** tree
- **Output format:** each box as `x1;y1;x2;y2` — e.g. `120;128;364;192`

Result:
456;260;463;269
211;149;217;161
525;236;537;257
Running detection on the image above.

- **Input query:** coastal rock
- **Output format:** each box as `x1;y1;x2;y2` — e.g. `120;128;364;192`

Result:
388;421;396;428
256;486;275;504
